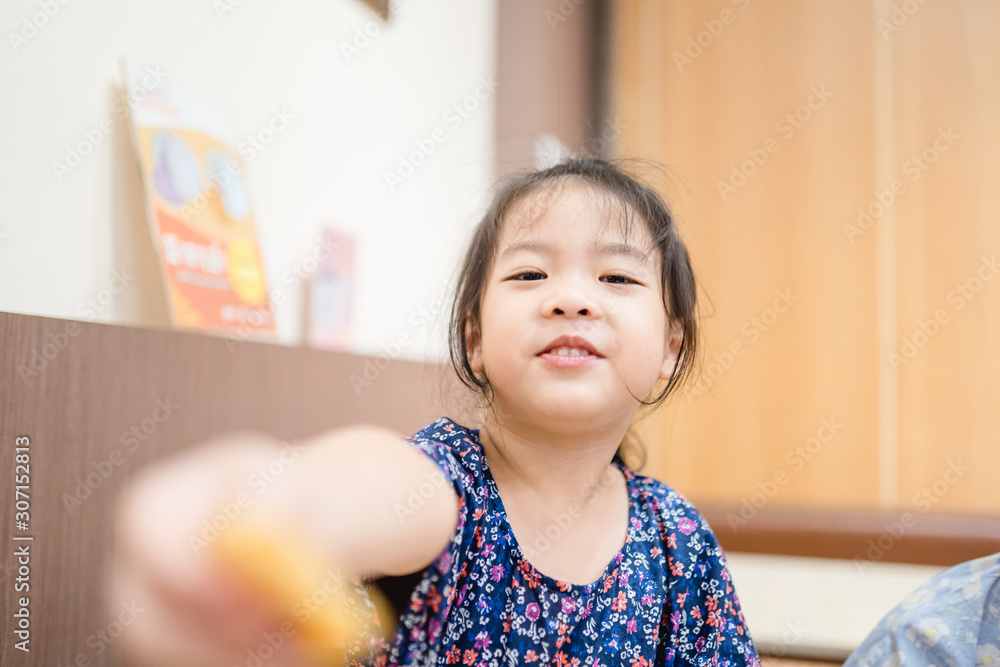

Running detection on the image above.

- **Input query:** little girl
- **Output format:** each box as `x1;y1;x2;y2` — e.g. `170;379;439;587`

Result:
114;158;761;666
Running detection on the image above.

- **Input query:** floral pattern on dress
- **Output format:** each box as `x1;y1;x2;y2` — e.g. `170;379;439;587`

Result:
358;417;761;667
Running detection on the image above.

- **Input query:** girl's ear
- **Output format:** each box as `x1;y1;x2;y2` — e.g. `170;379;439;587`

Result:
658;321;684;382
465;315;484;374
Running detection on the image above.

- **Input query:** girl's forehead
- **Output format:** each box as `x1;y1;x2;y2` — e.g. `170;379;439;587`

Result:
500;180;653;248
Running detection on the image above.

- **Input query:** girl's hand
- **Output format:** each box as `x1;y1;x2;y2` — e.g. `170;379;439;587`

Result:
110;432;329;667
109;423;456;665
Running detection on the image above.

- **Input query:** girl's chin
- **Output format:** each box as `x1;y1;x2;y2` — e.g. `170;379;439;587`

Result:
521;393;627;421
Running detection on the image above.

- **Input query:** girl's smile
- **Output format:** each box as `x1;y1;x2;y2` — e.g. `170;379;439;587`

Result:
537;334;604;368
469;178;683;428
537;350;602;368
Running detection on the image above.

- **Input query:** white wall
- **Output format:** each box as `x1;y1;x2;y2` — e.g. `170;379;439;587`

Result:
726;552;944;658
0;0;498;362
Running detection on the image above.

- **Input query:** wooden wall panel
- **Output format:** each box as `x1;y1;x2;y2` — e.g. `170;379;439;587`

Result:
0;311;471;666
496;0;601;172
614;0;883;509
613;0;999;515
890;0;1000;513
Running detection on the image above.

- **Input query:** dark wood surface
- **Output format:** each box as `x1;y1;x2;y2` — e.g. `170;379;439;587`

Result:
701;504;1000;567
0;310;470;665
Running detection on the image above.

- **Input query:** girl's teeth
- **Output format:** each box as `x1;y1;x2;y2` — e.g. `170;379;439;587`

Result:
550;347;588;357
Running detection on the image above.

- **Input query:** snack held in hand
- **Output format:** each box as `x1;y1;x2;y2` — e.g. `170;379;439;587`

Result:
212;518;392;665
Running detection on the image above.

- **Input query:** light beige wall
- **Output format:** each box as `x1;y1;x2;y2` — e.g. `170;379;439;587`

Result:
0;0;497;362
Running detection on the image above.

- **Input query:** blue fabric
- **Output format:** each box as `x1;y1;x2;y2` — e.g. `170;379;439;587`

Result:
362;417;760;666
844;552;1000;667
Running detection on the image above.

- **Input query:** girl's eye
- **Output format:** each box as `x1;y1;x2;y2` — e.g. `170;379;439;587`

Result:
602;274;637;285
506;272;639;284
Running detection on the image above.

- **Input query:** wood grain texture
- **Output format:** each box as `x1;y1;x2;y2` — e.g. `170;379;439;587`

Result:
611;0;1000;515
0;310;472;665
889;0;1000;515
612;0;882;510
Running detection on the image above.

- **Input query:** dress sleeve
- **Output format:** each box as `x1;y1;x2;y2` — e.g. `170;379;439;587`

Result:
658;494;761;666
398;427;485;577
382;430;484;663
401;431;475;513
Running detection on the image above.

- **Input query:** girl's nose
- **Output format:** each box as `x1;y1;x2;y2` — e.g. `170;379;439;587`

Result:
553;305;590;316
544;284;598;318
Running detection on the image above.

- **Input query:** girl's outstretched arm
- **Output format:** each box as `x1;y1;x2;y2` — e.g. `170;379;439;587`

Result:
111;425;459;666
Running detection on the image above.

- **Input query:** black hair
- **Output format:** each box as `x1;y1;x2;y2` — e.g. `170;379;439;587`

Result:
448;158;699;470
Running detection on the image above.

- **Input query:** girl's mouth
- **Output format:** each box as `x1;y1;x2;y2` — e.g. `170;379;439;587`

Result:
537;347;602;367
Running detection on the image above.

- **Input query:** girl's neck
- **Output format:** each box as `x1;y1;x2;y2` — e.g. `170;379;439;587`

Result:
477;412;630;508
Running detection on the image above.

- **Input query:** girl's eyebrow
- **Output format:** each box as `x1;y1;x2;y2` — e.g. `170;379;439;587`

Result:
498;239;650;265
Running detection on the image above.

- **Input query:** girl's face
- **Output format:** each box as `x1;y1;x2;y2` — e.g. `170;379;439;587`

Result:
469;180;683;430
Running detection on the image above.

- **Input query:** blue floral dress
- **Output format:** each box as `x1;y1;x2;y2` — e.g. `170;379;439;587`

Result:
355;417;760;666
